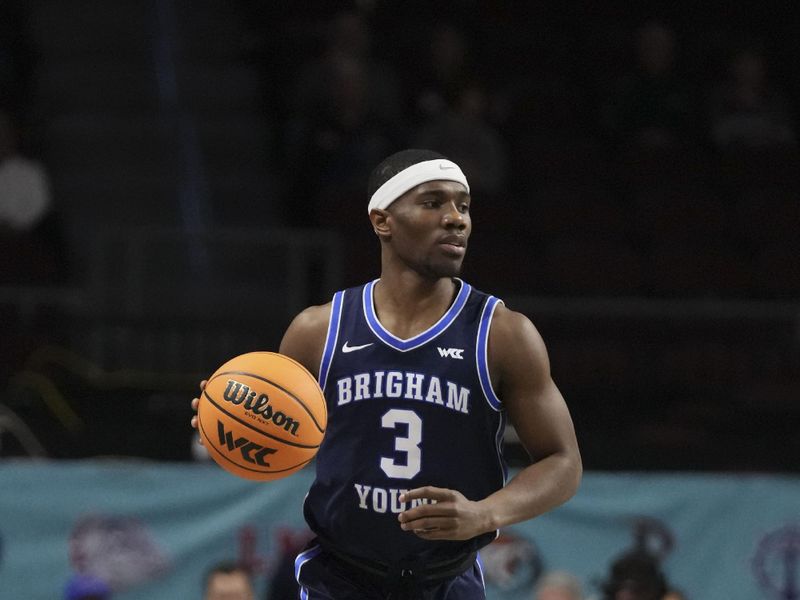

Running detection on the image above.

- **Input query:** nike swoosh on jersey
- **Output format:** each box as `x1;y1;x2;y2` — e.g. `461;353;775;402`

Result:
342;341;374;353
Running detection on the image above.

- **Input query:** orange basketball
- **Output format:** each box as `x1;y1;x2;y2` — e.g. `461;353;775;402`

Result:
197;351;327;481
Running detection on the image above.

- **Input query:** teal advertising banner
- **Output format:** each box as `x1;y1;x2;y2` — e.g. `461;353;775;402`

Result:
0;460;798;599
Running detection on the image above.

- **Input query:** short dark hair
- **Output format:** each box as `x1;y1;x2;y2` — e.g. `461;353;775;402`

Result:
367;149;449;199
601;550;667;600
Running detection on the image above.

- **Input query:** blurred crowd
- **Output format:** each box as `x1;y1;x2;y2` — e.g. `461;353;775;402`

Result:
1;12;794;599
2;3;799;294
64;550;686;600
252;6;799;299
0;3;797;469
532;550;686;600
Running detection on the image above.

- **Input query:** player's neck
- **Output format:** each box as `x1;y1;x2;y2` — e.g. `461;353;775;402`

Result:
372;273;458;339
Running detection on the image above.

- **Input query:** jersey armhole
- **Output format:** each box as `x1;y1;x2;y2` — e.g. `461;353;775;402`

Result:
476;296;503;411
318;290;344;392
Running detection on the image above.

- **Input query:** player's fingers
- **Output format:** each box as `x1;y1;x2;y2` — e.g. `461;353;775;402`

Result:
400;486;454;503
402;517;459;539
398;488;459;524
412;528;448;540
400;516;449;531
401;516;433;531
398;502;457;527
192;382;206;440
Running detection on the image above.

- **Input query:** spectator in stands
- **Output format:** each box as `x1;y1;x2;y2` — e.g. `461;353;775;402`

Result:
408;22;472;126
534;570;584;600
289;9;402;128
0;1;35;115
413;80;509;200
600;21;697;149
204;561;254;600
263;527;313;600
0;107;66;285
707;45;797;149
598;549;668;600
284;10;401;226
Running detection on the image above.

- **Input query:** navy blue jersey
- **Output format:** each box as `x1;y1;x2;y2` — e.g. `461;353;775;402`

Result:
303;278;508;565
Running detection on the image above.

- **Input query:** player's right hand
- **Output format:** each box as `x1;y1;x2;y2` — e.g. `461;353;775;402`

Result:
190;380;207;444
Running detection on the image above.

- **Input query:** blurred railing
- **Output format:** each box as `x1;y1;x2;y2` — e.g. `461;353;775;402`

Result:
2;226;343;372
1;229;797;467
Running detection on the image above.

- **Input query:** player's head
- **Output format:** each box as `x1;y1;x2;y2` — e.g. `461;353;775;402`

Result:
368;149;471;279
203;561;254;600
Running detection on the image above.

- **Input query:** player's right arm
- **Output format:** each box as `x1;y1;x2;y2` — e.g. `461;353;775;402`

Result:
278;302;332;379
191;302;332;436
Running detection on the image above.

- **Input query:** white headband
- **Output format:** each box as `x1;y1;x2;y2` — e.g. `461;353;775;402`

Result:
367;159;470;214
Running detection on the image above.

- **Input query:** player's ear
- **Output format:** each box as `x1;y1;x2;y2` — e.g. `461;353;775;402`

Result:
369;209;391;239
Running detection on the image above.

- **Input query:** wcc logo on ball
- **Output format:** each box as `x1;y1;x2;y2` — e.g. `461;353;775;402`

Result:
223;379;301;436
217;421;277;467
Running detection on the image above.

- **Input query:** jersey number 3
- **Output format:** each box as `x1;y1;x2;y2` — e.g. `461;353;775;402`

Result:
380;409;422;479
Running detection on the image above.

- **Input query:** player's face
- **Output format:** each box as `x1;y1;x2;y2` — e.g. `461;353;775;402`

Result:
386;180;471;279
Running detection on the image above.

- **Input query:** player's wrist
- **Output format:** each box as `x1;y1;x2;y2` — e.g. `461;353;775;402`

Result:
476;499;499;534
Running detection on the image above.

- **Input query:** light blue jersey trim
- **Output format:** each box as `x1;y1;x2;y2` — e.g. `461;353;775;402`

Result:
495;409;509;484
478;296;509;488
476;552;487;591
318;290;344;392
476;296;503;411
295;544;322;591
362;278;472;352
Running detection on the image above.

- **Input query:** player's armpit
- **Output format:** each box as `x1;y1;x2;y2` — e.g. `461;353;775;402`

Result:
278;303;332;378
488;305;580;465
482;306;582;526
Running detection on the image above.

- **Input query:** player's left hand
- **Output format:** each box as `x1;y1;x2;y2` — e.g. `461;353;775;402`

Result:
397;486;493;541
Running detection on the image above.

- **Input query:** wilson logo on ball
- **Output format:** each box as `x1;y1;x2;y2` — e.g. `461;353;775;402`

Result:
217;421;278;466
223;379;301;436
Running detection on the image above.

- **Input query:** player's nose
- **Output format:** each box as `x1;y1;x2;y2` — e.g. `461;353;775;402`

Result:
441;203;467;229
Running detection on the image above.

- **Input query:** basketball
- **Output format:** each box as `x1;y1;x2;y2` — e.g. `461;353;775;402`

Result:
197;351;327;481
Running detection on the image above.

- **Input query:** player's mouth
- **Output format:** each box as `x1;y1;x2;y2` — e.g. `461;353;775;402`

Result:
437;234;467;257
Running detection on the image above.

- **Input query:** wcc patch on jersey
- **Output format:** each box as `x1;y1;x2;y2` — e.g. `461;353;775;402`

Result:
303;278;509;566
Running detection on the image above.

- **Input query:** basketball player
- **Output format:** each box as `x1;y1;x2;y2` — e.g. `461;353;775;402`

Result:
192;149;581;599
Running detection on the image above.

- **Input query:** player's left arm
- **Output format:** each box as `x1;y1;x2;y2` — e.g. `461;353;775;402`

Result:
399;304;582;540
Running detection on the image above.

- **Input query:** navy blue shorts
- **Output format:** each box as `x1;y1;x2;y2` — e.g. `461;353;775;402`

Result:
294;542;487;600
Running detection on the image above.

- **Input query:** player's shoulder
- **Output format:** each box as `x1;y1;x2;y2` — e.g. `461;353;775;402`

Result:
488;302;548;356
465;283;539;343
486;302;552;386
288;301;333;337
491;302;537;335
288;280;369;334
280;301;333;377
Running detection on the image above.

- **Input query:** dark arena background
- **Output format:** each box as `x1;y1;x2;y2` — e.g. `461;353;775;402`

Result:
0;2;798;599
